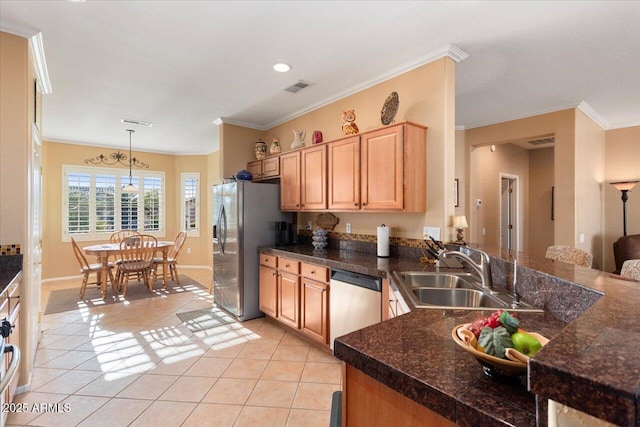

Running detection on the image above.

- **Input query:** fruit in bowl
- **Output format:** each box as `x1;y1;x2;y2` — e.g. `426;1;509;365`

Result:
452;310;549;377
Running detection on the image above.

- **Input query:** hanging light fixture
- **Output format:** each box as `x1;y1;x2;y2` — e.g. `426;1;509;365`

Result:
122;129;139;193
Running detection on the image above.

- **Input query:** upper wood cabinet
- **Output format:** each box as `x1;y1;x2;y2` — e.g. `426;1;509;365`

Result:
280;151;301;210
300;144;327;211
280;121;426;212
361;122;426;212
248;156;280;181
328;136;360;210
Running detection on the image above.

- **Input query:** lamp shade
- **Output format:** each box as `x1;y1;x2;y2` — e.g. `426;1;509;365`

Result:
611;181;639;191
452;215;468;229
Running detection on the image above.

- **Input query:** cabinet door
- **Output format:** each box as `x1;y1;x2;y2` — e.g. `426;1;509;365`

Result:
361;125;404;210
300;145;327;210
247;160;262;181
328;136;360;210
280;151;301;211
262;156;280;178
259;265;278;317
301;278;329;345
278;271;300;328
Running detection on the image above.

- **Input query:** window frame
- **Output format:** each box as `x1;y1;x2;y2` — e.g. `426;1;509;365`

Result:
181;172;200;237
62;164;166;242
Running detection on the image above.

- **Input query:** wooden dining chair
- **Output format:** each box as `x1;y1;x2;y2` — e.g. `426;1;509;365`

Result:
110;230;141;283
152;230;187;285
71;237;117;298
117;234;157;297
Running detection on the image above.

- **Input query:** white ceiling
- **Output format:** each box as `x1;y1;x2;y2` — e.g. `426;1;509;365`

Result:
1;1;639;155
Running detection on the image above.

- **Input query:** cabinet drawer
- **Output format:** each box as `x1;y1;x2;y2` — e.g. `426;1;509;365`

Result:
262;156;280;178
260;254;277;268
278;257;300;274
301;263;329;282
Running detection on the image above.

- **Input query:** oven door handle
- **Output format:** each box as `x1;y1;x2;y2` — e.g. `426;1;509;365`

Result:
0;344;20;395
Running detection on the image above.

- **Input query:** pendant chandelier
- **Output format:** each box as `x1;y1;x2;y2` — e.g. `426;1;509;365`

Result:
122;129;139;193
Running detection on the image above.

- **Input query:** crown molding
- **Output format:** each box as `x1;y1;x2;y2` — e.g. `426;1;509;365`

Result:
261;43;469;130
462;102;585;130
212;117;265;130
29;33;52;94
0;21;39;38
576;101;609;130
608;120;640;130
455;126;466;131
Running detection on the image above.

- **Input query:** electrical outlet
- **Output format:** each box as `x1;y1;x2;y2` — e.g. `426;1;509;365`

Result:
346;223;352;234
482;228;486;236
424;227;440;241
579;233;585;243
187;248;191;254
306;221;312;230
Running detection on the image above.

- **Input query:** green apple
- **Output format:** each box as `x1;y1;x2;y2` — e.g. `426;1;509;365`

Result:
511;332;542;357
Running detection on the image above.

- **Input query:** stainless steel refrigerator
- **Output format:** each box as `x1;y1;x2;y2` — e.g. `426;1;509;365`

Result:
213;181;290;321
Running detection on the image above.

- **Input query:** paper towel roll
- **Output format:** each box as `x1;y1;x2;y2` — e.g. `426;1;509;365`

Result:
377;225;390;258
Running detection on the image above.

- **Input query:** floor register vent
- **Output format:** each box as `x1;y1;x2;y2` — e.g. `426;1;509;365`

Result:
285;81;311;93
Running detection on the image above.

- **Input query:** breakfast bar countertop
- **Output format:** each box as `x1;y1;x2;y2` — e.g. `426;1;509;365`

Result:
260;244;640;426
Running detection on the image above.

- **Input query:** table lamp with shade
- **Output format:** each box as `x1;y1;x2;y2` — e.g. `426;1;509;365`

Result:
452;215;468;245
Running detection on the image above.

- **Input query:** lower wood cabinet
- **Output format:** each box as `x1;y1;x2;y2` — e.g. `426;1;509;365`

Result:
278;271;300;329
301;277;329;345
259;252;330;347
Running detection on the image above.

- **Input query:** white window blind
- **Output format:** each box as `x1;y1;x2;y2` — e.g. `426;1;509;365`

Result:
181;172;200;237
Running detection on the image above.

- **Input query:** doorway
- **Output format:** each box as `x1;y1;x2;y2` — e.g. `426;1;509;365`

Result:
500;174;519;251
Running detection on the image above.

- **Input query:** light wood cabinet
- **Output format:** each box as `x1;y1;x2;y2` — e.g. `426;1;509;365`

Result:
382;278;409;321
343;364;456;427
360;122;426;212
247;156;280;181
300;144;327;210
259;255;278;317
280;151;301;210
281;121;426;212
276;257;300;329
301;277;329;345
328;135;360;210
259;253;330;348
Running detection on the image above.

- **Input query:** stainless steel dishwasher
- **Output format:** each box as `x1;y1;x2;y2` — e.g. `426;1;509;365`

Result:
329;269;382;350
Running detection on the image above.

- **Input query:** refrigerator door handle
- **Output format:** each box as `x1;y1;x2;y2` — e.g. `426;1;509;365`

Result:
220;204;227;254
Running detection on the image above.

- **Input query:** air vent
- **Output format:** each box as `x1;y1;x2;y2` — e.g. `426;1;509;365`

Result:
121;118;153;127
285;81;311;94
527;137;554;146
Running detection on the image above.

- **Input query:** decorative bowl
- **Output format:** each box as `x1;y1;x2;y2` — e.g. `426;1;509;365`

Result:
235;170;253;181
451;323;549;378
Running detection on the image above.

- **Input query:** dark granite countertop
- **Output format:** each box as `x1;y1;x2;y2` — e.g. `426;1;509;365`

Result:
0;255;22;294
260;244;640;426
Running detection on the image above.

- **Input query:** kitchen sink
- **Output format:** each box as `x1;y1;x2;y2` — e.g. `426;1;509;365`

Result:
400;272;475;289
393;271;543;312
412;287;507;309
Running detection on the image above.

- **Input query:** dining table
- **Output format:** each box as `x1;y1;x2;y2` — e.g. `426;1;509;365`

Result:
83;240;174;299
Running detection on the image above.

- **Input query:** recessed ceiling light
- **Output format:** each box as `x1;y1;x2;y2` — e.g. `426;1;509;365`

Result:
273;63;291;73
121;118;152;127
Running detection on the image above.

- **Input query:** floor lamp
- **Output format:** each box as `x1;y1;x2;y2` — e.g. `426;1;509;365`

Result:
611;180;639;236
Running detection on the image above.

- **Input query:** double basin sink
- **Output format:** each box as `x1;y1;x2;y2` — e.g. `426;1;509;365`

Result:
393;271;542;312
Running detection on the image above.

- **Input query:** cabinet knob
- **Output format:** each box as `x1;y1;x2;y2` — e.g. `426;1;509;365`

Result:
285;264;290;268
272;272;276;276
310;270;315;274
362;202;367;206
354;203;358;206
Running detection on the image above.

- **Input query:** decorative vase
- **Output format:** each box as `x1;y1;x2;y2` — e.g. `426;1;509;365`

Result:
255;140;266;159
312;229;328;252
312;130;323;144
291;129;306;149
270;137;281;154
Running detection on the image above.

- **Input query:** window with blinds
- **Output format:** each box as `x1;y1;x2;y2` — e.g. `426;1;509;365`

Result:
181;172;200;237
63;165;165;241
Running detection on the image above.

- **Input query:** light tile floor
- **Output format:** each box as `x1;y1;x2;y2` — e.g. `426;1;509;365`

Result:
7;268;341;426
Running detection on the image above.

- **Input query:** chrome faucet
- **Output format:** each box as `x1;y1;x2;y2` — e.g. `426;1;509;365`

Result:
441;247;493;289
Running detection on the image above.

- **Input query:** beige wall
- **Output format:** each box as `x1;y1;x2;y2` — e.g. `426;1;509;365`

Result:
0;32;29;247
469;144;530;250
263;57;457;240
42;141;216;279
604;125;640;272
574;109;606;268
219;124;264;179
466;109;577;249
528;148;555;257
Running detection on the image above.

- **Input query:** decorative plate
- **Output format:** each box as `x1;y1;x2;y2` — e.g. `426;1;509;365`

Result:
451;323;549;378
380;91;399;125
